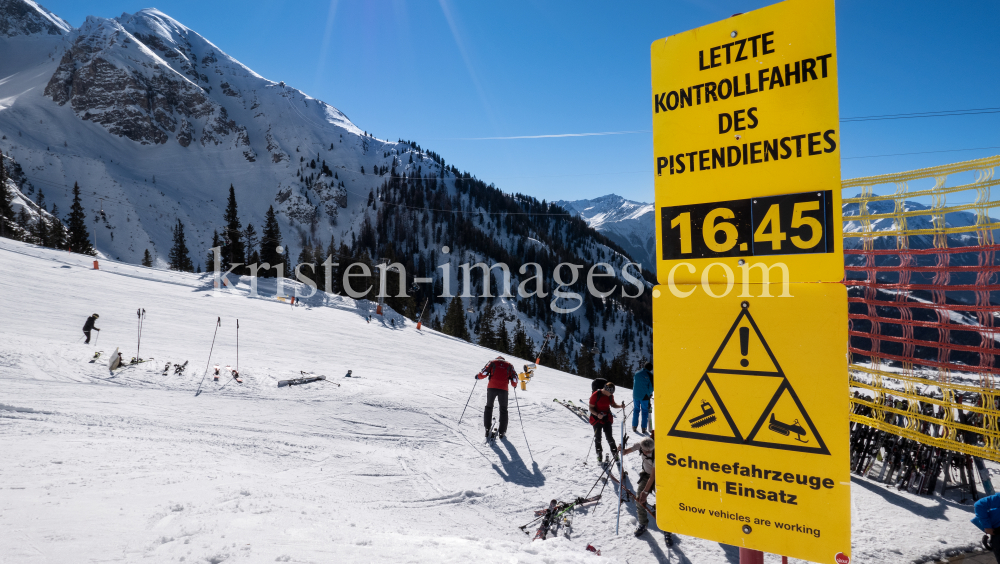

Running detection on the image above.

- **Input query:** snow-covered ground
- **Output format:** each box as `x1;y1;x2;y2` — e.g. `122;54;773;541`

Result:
0;238;990;563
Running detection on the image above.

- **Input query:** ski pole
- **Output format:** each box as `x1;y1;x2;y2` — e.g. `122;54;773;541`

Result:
93;329;100;347
616;411;627;535
513;387;534;463
136;308;141;363
457;378;479;426
236;319;239;374
195;317;221;396
582;437;594;466
138;308;146;361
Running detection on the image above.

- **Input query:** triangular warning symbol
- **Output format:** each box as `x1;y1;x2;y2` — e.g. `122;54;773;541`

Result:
668;374;742;443
745;380;830;455
706;309;781;375
667;305;829;456
708;372;785;436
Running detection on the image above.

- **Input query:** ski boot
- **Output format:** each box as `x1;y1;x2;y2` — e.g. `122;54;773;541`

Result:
664;531;674;547
634;524;647;537
632;426;638;434
596;450;605;466
498;433;506;440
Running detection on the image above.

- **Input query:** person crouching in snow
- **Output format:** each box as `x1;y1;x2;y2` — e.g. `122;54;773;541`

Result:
621;437;657;537
83;313;100;344
589;382;623;464
972;491;1000;561
475;356;518;440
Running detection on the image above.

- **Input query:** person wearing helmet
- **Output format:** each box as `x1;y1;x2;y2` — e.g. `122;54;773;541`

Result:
83;313;100;344
620;437;657;537
475;356;519;439
589;382;623;464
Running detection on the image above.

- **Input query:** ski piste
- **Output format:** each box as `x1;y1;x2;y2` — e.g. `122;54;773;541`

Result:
553;399;589;423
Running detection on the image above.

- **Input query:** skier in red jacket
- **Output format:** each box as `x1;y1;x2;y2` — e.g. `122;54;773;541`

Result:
475;356;519;439
589;381;623;464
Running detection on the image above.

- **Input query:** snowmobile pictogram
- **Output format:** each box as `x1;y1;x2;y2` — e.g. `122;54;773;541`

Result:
688;400;717;428
768;413;808;443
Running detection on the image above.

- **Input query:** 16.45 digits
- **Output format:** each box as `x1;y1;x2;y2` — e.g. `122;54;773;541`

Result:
660;190;833;260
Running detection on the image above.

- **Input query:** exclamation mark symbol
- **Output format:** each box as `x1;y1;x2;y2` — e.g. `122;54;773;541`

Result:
739;327;750;367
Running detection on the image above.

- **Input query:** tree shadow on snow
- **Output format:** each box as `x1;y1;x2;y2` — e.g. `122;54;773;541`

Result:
850;475;968;520
491;437;544;487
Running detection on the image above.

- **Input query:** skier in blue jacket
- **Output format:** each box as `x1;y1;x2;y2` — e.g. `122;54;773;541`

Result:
973;492;1000;561
632;362;654;434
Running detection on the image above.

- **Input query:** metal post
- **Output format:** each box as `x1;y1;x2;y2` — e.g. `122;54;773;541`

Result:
738;548;764;564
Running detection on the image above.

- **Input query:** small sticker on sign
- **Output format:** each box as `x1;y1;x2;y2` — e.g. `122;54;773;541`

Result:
835;553;850;564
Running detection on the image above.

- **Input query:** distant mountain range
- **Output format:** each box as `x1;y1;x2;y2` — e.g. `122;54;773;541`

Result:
0;0;654;380
555;194;656;274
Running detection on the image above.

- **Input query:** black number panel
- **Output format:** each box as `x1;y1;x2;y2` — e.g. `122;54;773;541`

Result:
660;190;833;260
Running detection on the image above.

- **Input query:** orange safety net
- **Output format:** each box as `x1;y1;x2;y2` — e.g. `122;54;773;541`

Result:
843;155;1000;461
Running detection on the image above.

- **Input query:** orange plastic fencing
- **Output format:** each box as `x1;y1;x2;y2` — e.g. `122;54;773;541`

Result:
843;155;1000;461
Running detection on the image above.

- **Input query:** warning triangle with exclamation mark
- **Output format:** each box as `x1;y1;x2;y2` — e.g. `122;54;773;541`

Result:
667;305;829;455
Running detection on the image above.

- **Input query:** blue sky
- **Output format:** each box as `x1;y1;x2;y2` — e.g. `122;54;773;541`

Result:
42;0;1000;204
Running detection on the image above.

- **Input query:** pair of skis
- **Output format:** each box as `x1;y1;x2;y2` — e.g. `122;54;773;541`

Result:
524;496;601;540
162;361;188;376
553;398;590;423
486;417;499;444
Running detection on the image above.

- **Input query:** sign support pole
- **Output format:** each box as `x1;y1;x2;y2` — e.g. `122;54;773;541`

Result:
739;548;764;564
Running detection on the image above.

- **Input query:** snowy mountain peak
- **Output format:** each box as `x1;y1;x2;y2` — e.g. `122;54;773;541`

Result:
557;194;653;229
0;0;70;37
556;194;657;273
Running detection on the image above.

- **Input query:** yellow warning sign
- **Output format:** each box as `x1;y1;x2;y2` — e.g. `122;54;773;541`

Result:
651;0;843;284
653;284;849;564
668;306;830;455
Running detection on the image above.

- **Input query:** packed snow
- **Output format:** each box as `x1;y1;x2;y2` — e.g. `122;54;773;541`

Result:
0;238;993;563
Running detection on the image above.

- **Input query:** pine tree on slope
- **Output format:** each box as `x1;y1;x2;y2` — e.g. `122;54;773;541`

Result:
207;230;221;272
48;207;66;249
259;205;282;278
66;182;94;255
443;296;470;342
244;223;260;266
0;150;11;239
142;249;153;267
169;219;194;272
220;185;245;274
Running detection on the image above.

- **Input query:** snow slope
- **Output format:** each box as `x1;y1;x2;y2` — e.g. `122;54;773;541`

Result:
0;2;401;263
0;239;990;563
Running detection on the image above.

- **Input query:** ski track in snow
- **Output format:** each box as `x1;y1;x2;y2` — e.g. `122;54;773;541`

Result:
0;238;989;563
